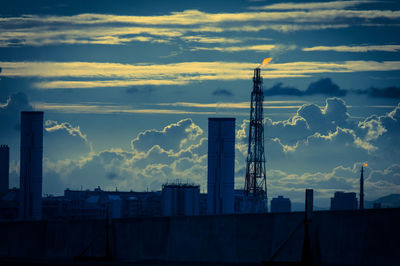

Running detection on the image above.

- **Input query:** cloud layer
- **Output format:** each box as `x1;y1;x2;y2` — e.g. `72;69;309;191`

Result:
0;1;399;47
265;78;347;96
265;78;400;98
1;61;400;89
22;98;399;208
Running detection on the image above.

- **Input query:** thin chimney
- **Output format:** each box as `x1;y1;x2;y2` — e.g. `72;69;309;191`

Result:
360;165;364;210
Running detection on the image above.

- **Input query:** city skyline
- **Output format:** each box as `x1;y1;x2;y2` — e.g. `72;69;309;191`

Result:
1;0;400;208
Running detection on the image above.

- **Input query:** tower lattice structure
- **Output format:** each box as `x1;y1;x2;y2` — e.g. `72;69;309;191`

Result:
244;68;267;201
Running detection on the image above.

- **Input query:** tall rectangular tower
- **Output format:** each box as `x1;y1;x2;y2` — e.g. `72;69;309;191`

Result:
207;118;235;215
19;111;43;220
0;145;9;194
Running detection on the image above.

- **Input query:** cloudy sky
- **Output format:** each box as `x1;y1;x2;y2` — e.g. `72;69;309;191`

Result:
1;0;399;207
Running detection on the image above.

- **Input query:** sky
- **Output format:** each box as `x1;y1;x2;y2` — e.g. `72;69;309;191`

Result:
0;0;400;207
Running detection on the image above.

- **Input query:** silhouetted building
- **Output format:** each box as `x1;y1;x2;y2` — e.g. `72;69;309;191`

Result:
207;118;235;215
19;111;43;220
330;191;357;211
0;145;9;195
199;193;207;215
162;182;200;216
0;144;18;220
271;195;291;213
0;188;19;220
124;196;140;217
42;195;68;219
373;202;382;209
234;189;245;213
58;187;162;219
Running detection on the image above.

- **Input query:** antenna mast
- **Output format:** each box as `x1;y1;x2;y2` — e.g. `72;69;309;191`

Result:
244;67;268;212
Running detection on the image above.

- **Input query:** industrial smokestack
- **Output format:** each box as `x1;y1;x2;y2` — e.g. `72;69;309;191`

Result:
254;67;261;81
360;164;365;210
19;111;43;220
0;145;9;194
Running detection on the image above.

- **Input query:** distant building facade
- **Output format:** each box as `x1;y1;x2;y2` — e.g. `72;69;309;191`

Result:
330;191;358;211
207;118;235;215
19;111;43;220
271;196;291;213
162;182;200;216
54;187;162;219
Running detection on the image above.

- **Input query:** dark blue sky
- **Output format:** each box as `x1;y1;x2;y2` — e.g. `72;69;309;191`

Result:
1;0;400;207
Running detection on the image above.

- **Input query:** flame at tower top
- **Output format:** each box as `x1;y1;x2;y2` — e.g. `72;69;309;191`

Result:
259;58;272;68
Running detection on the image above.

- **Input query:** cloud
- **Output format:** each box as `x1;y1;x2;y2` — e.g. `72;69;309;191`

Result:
368;164;400;186
303;45;400;53
191;44;276;52
286;98;350;136
35;102;400;207
265;78;346;96
181;36;242;44
266;162;400;206
131;118;203;153
0;25;183;47
356;103;400;164
236;97;382;175
368;87;400;98
156;101;302;110
2;8;398;26
193;23;351;33
191;44;296;53
30;98;400;194
0;92;33;137
307;78;347;96
45;120;89;142
248;1;371;11
0;5;399;47
212;89;233;97
2;60;400;89
355;86;400;98
42;119;208;194
265;78;400;98
44;120;93;161
264;83;304;96
32;102;218;115
125;86;155;94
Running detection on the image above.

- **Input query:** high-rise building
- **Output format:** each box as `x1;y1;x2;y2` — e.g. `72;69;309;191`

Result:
207;118;235;215
0;145;9;195
19;111;43;220
330;191;357;211
271;195;291;213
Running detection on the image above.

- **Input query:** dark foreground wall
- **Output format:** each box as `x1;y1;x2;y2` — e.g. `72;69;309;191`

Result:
0;208;399;265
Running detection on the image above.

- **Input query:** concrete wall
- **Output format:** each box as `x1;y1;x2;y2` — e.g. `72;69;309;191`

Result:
0;208;399;265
